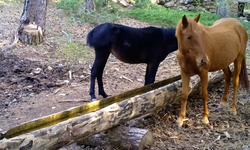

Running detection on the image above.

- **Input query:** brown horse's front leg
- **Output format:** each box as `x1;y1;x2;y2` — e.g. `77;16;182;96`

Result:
199;70;209;124
176;69;190;128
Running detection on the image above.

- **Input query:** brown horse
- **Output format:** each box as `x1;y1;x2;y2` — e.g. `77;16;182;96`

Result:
175;14;249;127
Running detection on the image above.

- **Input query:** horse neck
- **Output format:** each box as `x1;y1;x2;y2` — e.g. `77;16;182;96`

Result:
197;24;213;47
198;23;208;37
163;28;176;39
201;24;211;33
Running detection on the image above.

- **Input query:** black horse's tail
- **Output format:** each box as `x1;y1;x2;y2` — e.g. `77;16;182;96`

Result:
86;28;95;48
86;23;120;50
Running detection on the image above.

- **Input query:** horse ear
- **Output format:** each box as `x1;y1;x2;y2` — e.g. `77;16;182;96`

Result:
194;14;200;22
182;15;188;28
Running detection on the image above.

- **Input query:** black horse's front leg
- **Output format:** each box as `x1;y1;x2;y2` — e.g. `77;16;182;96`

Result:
97;60;109;99
145;62;160;85
90;66;97;101
90;60;98;101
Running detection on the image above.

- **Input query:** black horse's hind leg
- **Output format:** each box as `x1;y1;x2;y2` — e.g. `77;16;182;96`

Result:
145;62;160;85
96;54;109;98
90;49;110;101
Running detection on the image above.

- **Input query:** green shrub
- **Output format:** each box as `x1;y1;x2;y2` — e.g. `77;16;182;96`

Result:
125;8;220;28
57;40;91;63
56;0;123;25
0;0;24;3
56;0;84;13
61;42;90;62
134;0;159;9
55;30;91;63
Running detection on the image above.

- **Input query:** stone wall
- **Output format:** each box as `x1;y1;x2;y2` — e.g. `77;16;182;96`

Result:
157;0;216;13
155;0;239;16
114;0;238;16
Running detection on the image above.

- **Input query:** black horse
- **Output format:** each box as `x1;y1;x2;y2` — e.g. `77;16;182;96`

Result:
87;23;178;101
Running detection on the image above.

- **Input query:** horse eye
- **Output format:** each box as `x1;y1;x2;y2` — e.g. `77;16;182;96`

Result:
187;36;192;40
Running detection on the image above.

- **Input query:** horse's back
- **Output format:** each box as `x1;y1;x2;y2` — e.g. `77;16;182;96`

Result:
87;23;164;50
114;25;164;46
212;18;247;36
111;25;165;63
210;18;248;46
112;26;177;63
113;26;176;51
213;18;240;26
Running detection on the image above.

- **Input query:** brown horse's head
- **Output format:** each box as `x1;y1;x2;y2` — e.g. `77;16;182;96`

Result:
175;14;209;68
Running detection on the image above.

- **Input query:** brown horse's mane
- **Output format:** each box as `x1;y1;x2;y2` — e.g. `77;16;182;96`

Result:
175;20;183;41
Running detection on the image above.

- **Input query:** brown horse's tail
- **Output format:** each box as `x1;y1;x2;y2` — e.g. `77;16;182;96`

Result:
239;56;249;92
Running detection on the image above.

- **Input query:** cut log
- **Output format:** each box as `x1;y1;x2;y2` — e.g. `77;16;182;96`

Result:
77;124;153;150
19;24;43;45
0;70;226;150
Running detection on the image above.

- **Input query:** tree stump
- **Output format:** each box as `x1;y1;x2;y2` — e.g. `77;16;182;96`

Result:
19;24;43;45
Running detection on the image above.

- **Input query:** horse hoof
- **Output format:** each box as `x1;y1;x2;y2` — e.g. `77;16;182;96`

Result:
202;118;209;124
230;111;237;115
100;94;109;98
217;103;225;109
91;98;97;102
176;119;183;128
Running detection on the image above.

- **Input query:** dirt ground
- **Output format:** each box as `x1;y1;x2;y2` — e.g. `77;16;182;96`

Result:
0;1;250;150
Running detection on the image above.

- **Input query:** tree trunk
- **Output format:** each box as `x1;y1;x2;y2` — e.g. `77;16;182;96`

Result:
238;2;245;17
85;0;96;12
0;70;227;150
103;0;108;7
18;0;47;45
216;0;230;18
78;125;154;150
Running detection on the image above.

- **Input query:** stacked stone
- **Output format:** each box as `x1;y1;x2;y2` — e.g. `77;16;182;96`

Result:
114;0;249;21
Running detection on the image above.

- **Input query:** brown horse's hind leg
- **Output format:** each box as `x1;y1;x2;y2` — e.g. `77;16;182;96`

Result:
219;67;231;107
176;69;190;127
199;70;209;124
231;57;243;115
